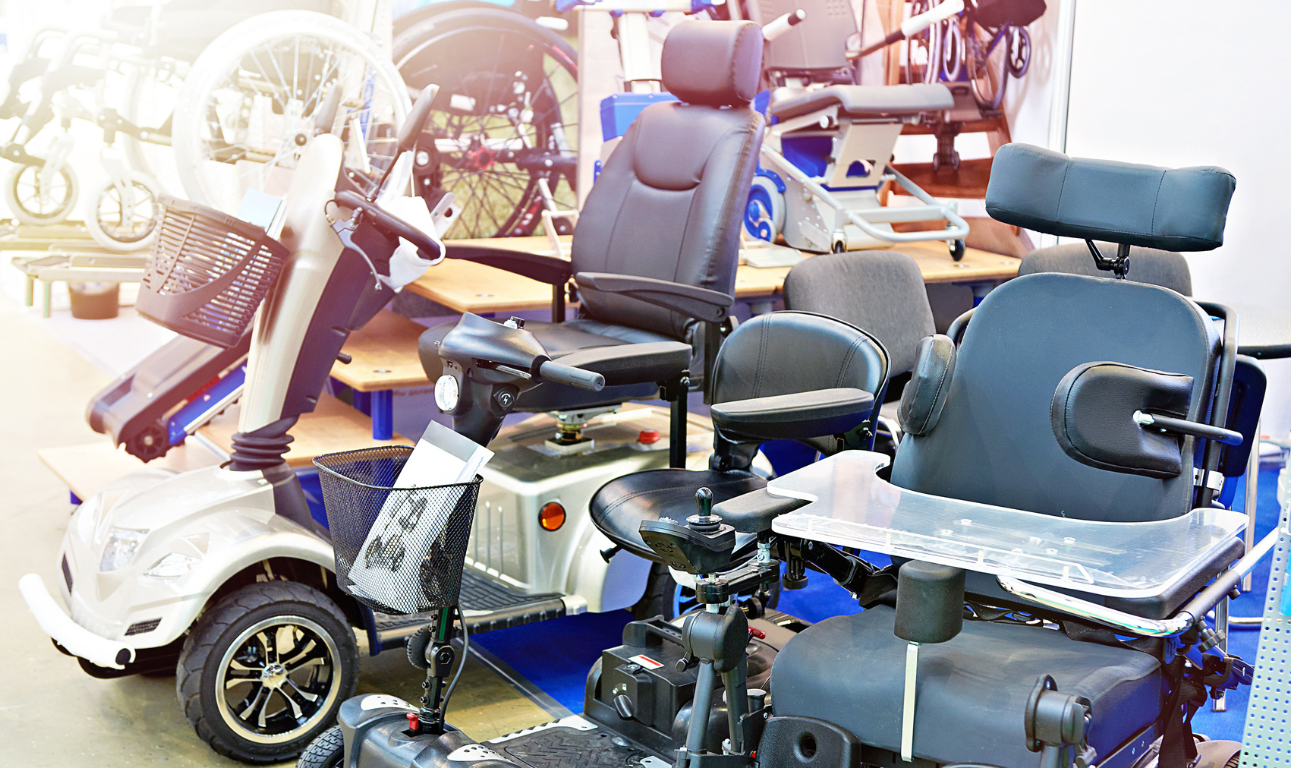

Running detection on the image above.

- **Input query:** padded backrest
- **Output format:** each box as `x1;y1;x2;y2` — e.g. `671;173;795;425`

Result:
783;251;936;375
987;144;1236;252
1019;241;1193;296
710;310;888;410
745;0;854;76
572;22;765;341
890;273;1219;522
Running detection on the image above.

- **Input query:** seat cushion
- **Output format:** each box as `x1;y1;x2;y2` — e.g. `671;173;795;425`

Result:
590;468;767;559
771;606;1164;768
418;318;683;412
769;84;954;121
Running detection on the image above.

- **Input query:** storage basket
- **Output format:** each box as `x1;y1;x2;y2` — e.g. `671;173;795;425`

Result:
314;446;481;615
135;196;288;348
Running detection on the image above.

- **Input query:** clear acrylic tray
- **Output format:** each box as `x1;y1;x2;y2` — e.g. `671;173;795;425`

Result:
767;452;1246;597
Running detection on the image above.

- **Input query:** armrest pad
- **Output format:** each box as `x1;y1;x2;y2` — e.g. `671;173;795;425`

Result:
713;488;810;534
711;388;875;442
555;341;692;387
575;272;733;323
446;244;572;285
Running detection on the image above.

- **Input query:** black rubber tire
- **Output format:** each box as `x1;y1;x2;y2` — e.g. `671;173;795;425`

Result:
177;581;358;764
297;726;346;768
632;563;780;621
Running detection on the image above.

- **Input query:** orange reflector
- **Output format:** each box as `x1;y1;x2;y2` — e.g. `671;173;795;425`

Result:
539;501;566;531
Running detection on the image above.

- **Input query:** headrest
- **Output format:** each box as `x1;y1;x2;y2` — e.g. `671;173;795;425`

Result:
661;20;763;108
986;144;1236;252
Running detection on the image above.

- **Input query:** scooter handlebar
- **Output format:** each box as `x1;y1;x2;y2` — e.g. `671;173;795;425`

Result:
538;360;605;392
334;190;444;263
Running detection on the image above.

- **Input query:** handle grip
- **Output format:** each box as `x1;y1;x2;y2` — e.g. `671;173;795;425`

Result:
334;190;443;263
763;10;806;42
539;360;605;392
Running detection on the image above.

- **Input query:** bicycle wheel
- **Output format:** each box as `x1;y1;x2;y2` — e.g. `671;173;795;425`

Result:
393;9;578;239
173;11;411;214
905;0;942;85
83;172;163;252
966;20;1009;110
4;162;77;225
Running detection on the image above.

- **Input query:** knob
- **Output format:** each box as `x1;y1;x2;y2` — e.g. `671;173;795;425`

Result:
688;488;721;533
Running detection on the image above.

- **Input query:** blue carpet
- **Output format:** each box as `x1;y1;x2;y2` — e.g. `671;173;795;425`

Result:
476;466;1284;743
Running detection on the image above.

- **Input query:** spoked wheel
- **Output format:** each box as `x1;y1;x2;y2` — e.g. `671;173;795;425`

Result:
83;172;163;251
178;581;358;763
966;20;1010;111
905;0;942;85
1007;26;1032;78
394;9;578;239
4;162;77;225
173;10;410;214
122;62;187;197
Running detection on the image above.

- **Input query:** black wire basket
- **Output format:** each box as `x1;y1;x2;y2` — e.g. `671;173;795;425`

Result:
314;446;481;615
135;195;288;348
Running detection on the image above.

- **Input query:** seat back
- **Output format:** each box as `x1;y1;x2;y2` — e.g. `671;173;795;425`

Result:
782;250;935;376
1019;241;1193;296
745;0;855;78
571;21;765;342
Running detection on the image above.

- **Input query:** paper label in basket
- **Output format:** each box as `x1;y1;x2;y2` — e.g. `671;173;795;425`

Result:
345;423;492;613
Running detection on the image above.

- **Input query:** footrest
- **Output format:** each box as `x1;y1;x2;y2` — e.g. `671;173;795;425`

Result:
459;567;567;633
489;716;667;768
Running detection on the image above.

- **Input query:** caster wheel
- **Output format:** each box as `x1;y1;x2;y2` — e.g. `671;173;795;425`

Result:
743;176;785;243
950;239;966;261
832;241;847;254
123;422;170;463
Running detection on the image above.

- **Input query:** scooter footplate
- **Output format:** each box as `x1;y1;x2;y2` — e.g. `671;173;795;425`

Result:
490;720;668;768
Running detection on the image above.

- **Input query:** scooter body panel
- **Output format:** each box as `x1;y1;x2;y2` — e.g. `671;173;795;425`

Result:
57;465;333;649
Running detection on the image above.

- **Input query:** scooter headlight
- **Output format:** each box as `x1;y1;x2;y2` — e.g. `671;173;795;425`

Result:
142;552;198;580
435;374;460;412
99;528;148;572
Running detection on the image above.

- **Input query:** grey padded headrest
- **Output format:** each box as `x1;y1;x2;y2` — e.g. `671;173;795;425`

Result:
662;20;763;108
986;144;1236;252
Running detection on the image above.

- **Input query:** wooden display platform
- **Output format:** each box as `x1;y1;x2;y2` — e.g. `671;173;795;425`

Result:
38;441;223;504
411;237;1019;316
330;310;430;392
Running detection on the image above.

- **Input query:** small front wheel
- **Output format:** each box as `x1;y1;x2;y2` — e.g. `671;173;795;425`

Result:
298;726;345;768
178;581;358;764
84;172;163;251
4;162;77;225
950;239;966;261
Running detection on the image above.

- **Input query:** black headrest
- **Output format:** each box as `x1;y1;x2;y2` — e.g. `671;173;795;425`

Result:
986;144;1236;252
662;20;763;108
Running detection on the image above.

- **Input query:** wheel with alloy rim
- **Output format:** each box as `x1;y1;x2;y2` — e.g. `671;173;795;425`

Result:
178;581;357;764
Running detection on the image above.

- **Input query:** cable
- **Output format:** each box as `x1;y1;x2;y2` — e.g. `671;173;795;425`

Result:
441;606;469;712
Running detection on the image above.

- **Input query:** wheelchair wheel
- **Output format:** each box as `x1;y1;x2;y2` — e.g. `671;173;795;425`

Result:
966;20;1009;111
905;0;942;84
393;9;578;239
122;62;186;197
1007;26;1032;78
4;162;77;225
743;176;785;243
84;172;163;252
172;11;410;215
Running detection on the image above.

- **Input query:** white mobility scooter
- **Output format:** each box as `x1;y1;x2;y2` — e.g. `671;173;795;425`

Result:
18;86;455;763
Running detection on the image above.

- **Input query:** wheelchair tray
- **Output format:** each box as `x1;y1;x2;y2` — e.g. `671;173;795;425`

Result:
767;452;1246;598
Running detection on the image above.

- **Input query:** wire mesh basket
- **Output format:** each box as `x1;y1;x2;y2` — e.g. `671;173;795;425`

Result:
135;196;289;348
314;446;481;615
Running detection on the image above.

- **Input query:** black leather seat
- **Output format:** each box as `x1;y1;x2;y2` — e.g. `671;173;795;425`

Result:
591;311;887;559
766;145;1243;768
419;20;766;414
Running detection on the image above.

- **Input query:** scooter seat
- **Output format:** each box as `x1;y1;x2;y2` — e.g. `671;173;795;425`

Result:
771;606;1164;768
769;84;954;121
590;468;766;560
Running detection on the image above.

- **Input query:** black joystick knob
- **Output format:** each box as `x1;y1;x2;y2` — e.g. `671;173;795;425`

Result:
688;487;721;533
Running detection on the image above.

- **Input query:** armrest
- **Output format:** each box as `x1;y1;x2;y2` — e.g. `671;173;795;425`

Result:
446;243;572;286
711;388;875;442
575;272;733;323
713;488;809;534
555;341;691;387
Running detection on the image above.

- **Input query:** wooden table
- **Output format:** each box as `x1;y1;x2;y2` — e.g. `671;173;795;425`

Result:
409;236;1020;316
330;310;431;439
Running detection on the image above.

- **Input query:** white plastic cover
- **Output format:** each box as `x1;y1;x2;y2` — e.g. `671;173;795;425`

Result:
767;451;1246;598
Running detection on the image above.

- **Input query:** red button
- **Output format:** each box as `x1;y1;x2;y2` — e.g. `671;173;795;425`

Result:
407;712;419;731
749;627;766;639
638;429;662;444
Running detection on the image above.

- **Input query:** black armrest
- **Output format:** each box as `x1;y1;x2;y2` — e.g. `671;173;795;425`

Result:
575;272;733;323
710;388;875;442
713;488;810;534
555;341;692;387
445;243;572;286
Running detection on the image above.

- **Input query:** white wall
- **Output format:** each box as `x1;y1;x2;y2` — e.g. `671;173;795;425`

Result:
1064;0;1291;437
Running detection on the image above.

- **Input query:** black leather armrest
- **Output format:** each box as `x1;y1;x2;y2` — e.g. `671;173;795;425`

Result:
445;243;573;286
575;272;733;323
555;341;692;387
711;388;875;442
713;488;809;534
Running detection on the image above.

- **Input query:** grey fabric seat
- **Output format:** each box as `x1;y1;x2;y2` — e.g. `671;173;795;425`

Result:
772;607;1165;768
768;84;954;120
418;20;765;413
1019;241;1193;296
